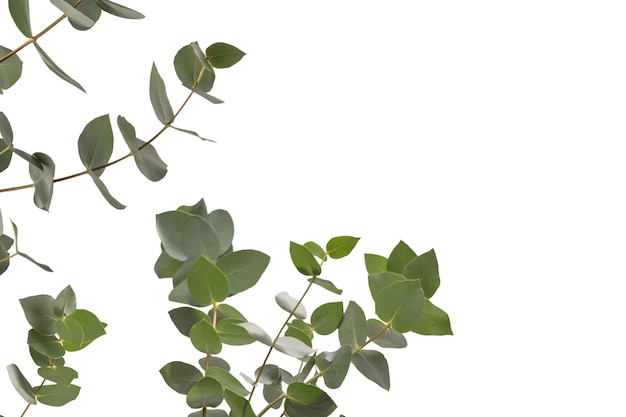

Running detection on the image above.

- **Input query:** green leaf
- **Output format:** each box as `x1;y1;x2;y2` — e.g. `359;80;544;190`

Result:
18;252;53;272
212;304;247;322
206;367;249;397
187;256;229;306
223;390;257;417
186;377;224;408
308;277;342;295
169;307;209;336
35;384;80;406
303;241;325;259
29;346;55;367
150;63;174;124
160;361;202;395
190;411;228;417
351;350;390;390
205;43;246;69
78;114;113;177
37;366;78;386
368;271;405;301
338;301;367;352
117;116;168;181
274;336;315;359
374;280;424;333
289;242;321;276
33;42;85;92
215;319;254;346
54;285;77;318
0;112;13;171
156;210;225;262
154;248;183;278
316;345;351;389
178;199;208;216
236;322;272;346
62;309;106;350
0;45;23;93
255;364;280;385
216;250;270;296
326;236;359;259
191;88;224;104
285;325;312;347
7;364;37;404
170;125;216;142
413;299;453;335
190;319;222;354
201;356;230;372
364;253;387;274
366;319;407;348
93;0;144;19
285;382;337;417
311;302;343;335
20;295;57;335
275;291;307;320
388;242;440;298
174;43;215;92
0;244;9;275
9;0;32;37
28;152;55;211
86;170;126;209
50;0;100;30
55;317;85;347
27;329;65;359
0;112;13;145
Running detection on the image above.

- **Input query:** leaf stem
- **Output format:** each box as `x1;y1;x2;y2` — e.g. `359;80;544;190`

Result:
19;378;46;417
358;321;392;352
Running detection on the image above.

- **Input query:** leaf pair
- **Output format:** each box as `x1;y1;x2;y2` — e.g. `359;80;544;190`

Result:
0;212;52;275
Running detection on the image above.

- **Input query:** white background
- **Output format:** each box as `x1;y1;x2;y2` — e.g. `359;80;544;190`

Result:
1;1;625;416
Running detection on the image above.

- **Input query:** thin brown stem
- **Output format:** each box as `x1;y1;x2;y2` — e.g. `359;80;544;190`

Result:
19;378;47;417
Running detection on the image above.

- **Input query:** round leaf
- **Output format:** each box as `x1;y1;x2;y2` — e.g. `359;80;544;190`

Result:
190;319;222;354
159;361;202;395
326;236;359;259
186;377;224;409
285;382;337;417
187;256;229;305
311;302;343;335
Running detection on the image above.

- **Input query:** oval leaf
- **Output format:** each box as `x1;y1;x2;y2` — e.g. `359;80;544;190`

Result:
285;382;336;417
186;377;224;409
315;345;352;389
169;307;209;336
28;152;55;211
236;322;272;346
275;291;306;320
150;63;174;124
159;361;203;395
93;0;144;19
37;366;78;387
190;319;222;354
216;249;270;295
205;43;246;69
187;256;229;305
374;280;424;333
274;336;315;359
77;114;113;176
326;236;359;259
337;301;367;351
19;294;57;335
7;364;37;404
36;384;80;406
289;242;321;276
206;367;249;397
33;42;85;92
174;43;215;92
0;45;23;93
351;350;390;390
311;302;343;336
9;0;32;37
367;319;407;349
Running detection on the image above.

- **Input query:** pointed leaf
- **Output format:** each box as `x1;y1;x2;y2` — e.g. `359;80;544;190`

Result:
7;364;37;404
160;361;203;395
206;367;249;397
216;250;270;295
49;0;98;30
388;242;440;298
156;211;222;262
316;345;351;389
223;390;257;417
0;112;13;144
154;248;183;278
338;301;367;352
413;299;453;335
205;43;246;69
9;0;33;37
289;242;321;276
93;0;144;19
117;116;167;181
303;241;325;259
55;317;85;347
33;42;85;92
0;45;23;93
274;336;315;359
86;170;126;209
28;152;55;211
27;329;65;359
78;114;113;175
62;309;105;350
150;63;174;124
367;319;407;348
326;236;359;260
352;350;390;390
187;256;229;305
20;295;57;335
169;307;209;336
364;253;387;274
285;382;336;417
308;277;342;295
37;366;78;386
190;319;222;354
54;286;77;318
275;291;306;320
311;302;343;335
215;319;255;346
170;125;215;142
374;280;424;333
35;384;80;406
174;43;215;92
191;88;224;104
368;271;405;301
18;252;53;272
236;322;271;346
186;377;224;409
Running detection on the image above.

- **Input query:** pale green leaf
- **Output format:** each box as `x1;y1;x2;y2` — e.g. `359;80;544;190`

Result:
7;364;37;404
351;350;390;390
33;42;85;92
275;291;306;320
150;63;174;124
316;345;351;389
77;114;113;176
367;319;407;348
206;366;249;397
174;43;214;92
216;250;270;296
308;277;342;295
0;45;23;93
274;336;315;359
9;0;32;37
337;301;366;351
86;170;126;209
364;253;387;274
236;322;271;346
18;252;53;272
93;0;144;19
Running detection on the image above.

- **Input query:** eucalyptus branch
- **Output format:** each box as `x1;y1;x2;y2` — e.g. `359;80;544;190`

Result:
19;378;47;417
358;321;392;352
0;0;85;64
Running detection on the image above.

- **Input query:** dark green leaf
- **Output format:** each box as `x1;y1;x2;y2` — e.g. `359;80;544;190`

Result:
255;364;280;384
367;319;407;348
154;248;183;278
374;280;424;333
316;345;351;389
190;319;222;354
326;236;359;259
0;112;13;145
216;249;270;295
93;0;144;19
308;277;342;295
215;318;254;346
303;241;325;259
55;317;85;347
37;366;78;386
174;43;215;92
0;112;13;171
223;390;257;417
18;252;53;272
200;356;230;372
206;367;249;397
0;243;9;275
156;211;222;262
352;350;390;390
150;63;174;124
289;242;321;276
169;307;209;336
285;382;336;417
338;301;367;351
77;114;113;176
117;116;167;181
263;380;283;409
86;170;126;209
28;152;55;211
53;286;76;318
275;291;306;320
169;278;204;307
285;325;312;347
35;384;80;406
205;43;246;69
187;256;229;305
191;88;224;104
388;242;440;298
33;42;85;92
9;0;32;37
364;253;387;274
27;329;65;359
186;377;224;408
20;295;57;335
7;364;37;404
29;346;54;367
311;302;343;335
0;45;23;93
413;299;453;335
160;361;203;395
50;0;100;30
